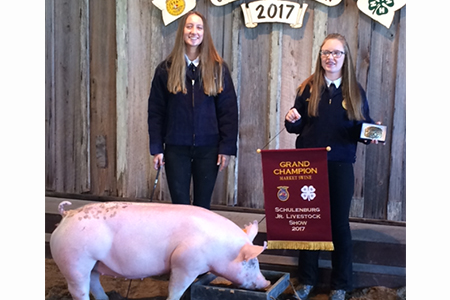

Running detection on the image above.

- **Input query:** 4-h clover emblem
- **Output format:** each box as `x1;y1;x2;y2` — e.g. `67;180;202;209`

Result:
369;0;394;16
301;185;316;201
357;0;405;28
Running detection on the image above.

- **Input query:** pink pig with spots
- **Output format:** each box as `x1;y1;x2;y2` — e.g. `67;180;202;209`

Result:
50;201;270;300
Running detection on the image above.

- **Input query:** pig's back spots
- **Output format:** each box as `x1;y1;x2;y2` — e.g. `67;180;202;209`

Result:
68;202;131;221
64;207;83;218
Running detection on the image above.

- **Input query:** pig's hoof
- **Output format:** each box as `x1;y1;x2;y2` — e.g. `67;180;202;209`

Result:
106;290;125;300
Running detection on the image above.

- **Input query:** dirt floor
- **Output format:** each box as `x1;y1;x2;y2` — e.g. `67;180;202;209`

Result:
45;258;405;300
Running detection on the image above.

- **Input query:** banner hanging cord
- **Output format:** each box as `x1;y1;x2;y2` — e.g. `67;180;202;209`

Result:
257;127;286;153
258;215;266;225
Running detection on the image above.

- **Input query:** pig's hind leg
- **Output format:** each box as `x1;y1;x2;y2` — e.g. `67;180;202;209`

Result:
90;270;109;300
64;269;95;300
58;258;106;300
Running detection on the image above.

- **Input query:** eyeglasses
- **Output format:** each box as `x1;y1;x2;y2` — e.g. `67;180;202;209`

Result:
320;50;345;58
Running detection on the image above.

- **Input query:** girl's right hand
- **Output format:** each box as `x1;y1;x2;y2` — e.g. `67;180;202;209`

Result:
285;108;301;123
153;153;164;170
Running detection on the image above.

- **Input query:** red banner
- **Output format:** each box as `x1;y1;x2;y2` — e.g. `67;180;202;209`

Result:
260;148;334;251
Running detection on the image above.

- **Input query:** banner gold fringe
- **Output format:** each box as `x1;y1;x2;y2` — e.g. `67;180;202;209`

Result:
268;240;334;251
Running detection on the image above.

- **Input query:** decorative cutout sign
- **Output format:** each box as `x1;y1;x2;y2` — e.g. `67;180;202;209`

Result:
313;0;342;6
211;0;236;6
357;0;406;28
241;0;308;28
152;0;196;25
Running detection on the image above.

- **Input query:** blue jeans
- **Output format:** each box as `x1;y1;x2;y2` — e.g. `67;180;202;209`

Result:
164;145;219;209
297;161;354;291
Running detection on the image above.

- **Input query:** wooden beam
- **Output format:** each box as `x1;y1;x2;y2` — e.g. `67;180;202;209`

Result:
387;7;406;221
116;0;129;197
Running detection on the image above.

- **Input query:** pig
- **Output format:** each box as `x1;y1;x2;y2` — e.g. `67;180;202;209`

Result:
50;201;270;300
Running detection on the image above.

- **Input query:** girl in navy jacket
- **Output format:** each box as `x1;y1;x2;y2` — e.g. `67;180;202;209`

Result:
285;33;375;300
148;11;238;209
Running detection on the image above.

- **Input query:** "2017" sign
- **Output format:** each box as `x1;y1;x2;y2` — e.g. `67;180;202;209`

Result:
241;0;308;28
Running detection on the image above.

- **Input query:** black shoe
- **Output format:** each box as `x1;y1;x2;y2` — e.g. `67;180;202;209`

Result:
295;284;313;300
329;289;346;300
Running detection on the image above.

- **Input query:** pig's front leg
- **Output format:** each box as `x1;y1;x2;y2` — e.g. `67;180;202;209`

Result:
167;268;198;300
166;244;209;300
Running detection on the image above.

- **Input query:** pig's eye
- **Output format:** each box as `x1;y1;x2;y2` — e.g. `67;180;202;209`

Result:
242;258;258;270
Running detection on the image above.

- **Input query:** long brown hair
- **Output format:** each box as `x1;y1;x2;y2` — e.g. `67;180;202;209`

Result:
166;11;224;96
298;33;365;121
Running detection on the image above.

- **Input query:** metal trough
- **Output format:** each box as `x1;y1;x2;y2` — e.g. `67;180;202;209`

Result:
190;270;290;300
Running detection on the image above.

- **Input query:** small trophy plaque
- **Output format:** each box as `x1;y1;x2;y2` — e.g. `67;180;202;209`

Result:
360;123;387;142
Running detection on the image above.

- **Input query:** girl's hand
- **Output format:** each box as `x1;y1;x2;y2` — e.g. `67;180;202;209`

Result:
153;153;164;169
217;154;230;172
286;108;301;123
372;121;385;145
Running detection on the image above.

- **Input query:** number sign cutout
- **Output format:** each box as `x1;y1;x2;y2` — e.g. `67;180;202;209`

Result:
152;0;196;26
241;0;308;28
314;0;342;6
211;0;236;6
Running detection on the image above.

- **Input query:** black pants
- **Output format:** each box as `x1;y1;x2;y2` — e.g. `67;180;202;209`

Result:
297;161;354;291
164;145;219;209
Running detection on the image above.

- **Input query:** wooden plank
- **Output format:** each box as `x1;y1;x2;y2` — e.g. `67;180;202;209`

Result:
236;24;272;208
352;3;373;218
123;0;155;198
363;20;399;219
311;1;328;74
279;1;314;150
53;0;71;192
79;0;90;193
387;7;406;221
226;5;244;206
116;0;129;197
53;0;90;193
268;24;283;150
89;0;117;195
45;0;56;191
209;3;239;206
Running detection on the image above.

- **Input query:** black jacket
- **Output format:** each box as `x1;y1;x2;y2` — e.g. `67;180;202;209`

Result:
148;60;238;156
285;83;374;163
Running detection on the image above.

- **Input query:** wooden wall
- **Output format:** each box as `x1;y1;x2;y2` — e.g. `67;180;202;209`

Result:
45;0;406;221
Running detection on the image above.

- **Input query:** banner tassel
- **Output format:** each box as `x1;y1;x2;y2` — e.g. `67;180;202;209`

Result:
268;240;334;251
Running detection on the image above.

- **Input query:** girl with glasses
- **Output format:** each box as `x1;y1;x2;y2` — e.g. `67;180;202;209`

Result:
285;33;376;300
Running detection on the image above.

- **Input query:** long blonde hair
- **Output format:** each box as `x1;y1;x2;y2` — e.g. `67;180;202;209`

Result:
298;33;365;121
166;11;224;96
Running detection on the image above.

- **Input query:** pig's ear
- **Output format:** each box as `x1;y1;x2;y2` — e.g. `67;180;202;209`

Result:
242;220;259;242
237;243;266;262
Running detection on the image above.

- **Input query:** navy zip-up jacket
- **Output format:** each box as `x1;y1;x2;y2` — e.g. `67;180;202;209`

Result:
148;60;238;156
285;83;374;163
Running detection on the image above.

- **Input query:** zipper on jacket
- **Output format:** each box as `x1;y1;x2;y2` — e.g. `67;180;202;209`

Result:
192;78;196;145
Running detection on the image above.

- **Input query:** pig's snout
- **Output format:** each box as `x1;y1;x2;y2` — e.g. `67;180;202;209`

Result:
262;279;271;289
240;278;270;290
239;273;270;290
255;278;271;290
